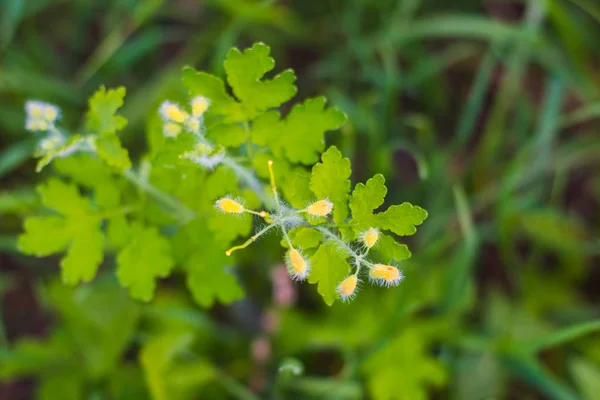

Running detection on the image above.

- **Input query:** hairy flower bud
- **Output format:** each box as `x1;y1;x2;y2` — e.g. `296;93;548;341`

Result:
159;101;188;123
369;264;403;286
286;248;309;280
306;199;333;217
216;198;245;214
191;96;210;117
163;122;182;138
337;275;358;301
361;227;379;249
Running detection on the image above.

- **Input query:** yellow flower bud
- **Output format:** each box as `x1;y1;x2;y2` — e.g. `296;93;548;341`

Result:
216;198;245;214
163;122;182;138
369;264;403;286
337;275;358;301
160;101;188;123
30;105;43;119
25;101;59;125
25;119;41;132
43;106;58;122
306;199;333;217
286;248;309;280
187;117;201;133
191;96;210;117
361;227;379;248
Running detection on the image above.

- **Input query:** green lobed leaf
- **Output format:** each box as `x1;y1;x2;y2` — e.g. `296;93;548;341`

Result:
349;174;428;237
86;86;128;135
95;134;131;171
179;221;244;308
310;146;352;226
377;203;428;236
251;97;347;164
186;261;244;308
37;177;91;215
223;42;297;116
309;242;350;306
377;233;411;263
207;123;246;148
349;174;387;234
182;43;296;124
19;216;71;256
116;223;174;301
60;226;104;285
18;179;105;285
182;69;244;122
54;154;114;187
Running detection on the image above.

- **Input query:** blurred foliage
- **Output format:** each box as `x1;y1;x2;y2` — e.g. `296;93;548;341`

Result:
1;0;600;399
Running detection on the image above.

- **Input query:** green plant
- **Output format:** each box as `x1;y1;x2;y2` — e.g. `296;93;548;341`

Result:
17;42;427;306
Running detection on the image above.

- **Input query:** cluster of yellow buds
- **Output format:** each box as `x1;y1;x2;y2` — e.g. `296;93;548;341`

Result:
25;100;59;132
216;160;331;282
334;226;403;302
217;160;405;303
159;96;209;138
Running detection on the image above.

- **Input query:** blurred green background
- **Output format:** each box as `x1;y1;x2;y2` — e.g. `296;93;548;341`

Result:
1;0;600;399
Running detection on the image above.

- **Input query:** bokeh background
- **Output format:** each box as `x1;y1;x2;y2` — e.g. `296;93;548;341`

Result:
1;0;600;399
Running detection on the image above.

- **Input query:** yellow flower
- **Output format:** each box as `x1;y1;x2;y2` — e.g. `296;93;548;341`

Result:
369;264;403;286
337;275;358;301
287;248;309;280
191;96;210;117
361;227;379;249
216;198;245;214
306;199;333;217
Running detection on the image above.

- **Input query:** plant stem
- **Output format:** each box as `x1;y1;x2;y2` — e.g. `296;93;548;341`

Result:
315;226;360;259
123;169;196;223
222;157;267;203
